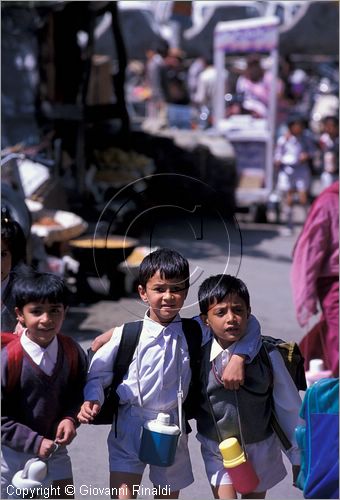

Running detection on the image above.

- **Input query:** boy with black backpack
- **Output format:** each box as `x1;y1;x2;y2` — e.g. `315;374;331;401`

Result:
196;274;302;499
1;272;87;499
78;249;261;499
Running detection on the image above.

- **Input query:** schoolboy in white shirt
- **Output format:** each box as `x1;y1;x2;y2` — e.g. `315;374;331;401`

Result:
78;249;261;499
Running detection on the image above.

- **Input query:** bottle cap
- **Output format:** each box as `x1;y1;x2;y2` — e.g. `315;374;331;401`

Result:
309;359;324;372
157;413;170;425
219;437;246;468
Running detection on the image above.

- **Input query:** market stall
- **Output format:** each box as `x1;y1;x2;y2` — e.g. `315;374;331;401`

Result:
213;16;280;218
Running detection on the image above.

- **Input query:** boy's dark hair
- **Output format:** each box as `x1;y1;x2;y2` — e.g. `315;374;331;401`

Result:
1;212;27;267
12;272;69;310
198;274;250;314
139;248;190;289
287;113;306;129
322;115;339;126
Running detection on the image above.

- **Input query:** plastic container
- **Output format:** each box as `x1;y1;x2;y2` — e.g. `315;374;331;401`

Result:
305;359;333;387
139;413;180;467
219;437;259;494
12;457;48;490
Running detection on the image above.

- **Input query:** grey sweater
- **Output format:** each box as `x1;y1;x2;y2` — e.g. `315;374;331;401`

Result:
196;342;273;444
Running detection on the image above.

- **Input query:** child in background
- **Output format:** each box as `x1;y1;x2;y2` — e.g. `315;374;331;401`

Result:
78;248;261;499
196;274;301;499
319;115;339;188
1;210;30;332
274;115;316;235
1;272;87;499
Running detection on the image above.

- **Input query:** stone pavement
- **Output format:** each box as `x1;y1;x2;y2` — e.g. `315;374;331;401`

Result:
64;215;308;499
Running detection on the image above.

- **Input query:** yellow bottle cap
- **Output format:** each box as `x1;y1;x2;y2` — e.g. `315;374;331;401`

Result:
219;437;246;468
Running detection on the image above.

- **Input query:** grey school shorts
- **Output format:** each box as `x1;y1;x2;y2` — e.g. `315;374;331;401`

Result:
277;164;311;192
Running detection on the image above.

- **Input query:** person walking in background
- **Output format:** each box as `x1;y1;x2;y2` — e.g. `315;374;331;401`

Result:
192;57;229;129
145;40;169;120
196;274;301;499
274;115;317;235
235;54;283;119
187;56;205;104
291;180;339;377
1;272;87;498
160;48;191;129
1;210;30;332
318;115;339;189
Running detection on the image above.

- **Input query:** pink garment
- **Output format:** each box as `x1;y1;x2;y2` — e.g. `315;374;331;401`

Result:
236;72;283;118
291;181;339;375
291;181;339;326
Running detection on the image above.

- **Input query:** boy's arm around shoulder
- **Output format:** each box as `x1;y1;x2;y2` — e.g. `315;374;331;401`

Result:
221;314;262;390
83;325;124;406
1;349;44;455
270;349;303;466
233;314;261;361
91;328;115;352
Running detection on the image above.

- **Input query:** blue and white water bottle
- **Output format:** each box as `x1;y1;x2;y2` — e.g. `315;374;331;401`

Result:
139;412;180;467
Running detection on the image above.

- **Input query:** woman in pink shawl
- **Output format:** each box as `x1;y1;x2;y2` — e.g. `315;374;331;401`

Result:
291;181;339;376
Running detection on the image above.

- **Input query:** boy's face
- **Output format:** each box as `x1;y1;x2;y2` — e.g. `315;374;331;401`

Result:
290;121;304;135
15;301;66;347
324;119;338;138
138;270;188;325
202;293;250;349
1;239;12;282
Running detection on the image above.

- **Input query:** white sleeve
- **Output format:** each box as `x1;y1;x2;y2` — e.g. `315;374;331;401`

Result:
84;325;124;405
233;314;262;362
193;314;261;363
270;349;303;465
193;315;212;346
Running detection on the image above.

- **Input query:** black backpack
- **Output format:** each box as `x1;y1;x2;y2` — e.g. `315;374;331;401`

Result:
88;318;202;431
260;335;307;450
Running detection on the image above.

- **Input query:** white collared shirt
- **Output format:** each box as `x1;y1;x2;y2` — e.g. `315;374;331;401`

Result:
84;313;191;412
20;330;58;376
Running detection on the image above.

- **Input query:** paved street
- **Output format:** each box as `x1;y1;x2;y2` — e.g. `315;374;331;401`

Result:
64;213;308;500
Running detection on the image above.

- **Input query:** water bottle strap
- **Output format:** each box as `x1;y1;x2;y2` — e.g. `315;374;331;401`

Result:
135;331;184;429
234;391;247;456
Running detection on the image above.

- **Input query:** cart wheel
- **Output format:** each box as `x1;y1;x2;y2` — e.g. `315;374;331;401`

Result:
251;203;268;223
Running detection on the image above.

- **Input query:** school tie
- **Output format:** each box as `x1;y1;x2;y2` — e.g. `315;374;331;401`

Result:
40;349;54;376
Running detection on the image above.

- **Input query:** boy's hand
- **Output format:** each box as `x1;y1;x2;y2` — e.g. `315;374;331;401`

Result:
292;465;300;487
77;400;101;424
299;152;309;163
91;329;114;352
38;438;57;459
221;354;245;390
55;418;77;445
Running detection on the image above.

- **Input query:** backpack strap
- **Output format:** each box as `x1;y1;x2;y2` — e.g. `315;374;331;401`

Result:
3;335;23;392
112;321;143;435
57;334;79;380
181;318;202;370
181;318;203;425
259;342;292;450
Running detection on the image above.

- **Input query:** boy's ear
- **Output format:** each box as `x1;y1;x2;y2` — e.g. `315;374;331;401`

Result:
138;285;148;303
247;307;251;318
15;307;25;325
200;313;209;326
